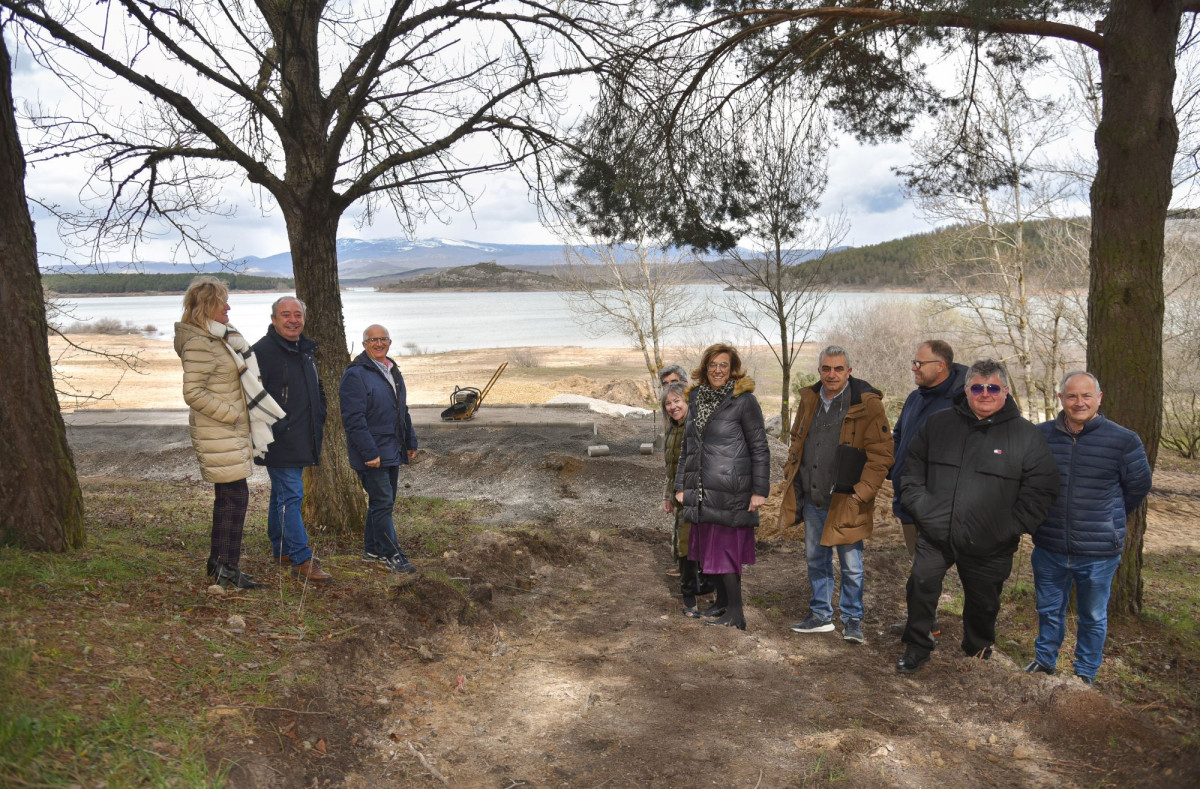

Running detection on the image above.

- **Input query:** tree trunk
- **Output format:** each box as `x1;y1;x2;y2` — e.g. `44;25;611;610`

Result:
0;38;85;550
284;210;367;536
1088;0;1180;616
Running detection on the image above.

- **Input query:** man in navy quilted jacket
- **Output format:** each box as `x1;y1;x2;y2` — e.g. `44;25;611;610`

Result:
1026;372;1152;687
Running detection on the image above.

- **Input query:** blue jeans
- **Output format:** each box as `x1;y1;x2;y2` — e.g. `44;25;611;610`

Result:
358;466;403;559
802;503;864;623
266;467;313;565
1031;547;1122;679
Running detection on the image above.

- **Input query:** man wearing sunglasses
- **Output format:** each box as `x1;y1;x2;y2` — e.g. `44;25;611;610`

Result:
895;359;1059;674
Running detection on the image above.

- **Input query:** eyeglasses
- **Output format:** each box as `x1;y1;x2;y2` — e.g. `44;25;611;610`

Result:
911;359;942;368
364;337;391;345
707;362;730;371
968;384;1005;395
819;366;846;374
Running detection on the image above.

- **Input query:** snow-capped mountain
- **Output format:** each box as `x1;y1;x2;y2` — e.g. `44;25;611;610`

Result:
48;237;570;279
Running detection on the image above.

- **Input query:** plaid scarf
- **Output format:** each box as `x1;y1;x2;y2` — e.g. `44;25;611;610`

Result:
209;320;285;458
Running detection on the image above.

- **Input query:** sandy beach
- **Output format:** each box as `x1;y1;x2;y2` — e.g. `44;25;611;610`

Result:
50;333;798;413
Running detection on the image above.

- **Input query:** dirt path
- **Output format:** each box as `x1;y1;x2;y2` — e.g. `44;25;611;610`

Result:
64;407;1198;787
319;532;1189;788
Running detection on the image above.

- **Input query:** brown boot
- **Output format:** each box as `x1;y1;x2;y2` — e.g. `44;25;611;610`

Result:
275;554;291;566
290;558;332;583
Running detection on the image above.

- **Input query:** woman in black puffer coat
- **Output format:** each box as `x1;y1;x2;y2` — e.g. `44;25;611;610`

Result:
674;343;770;630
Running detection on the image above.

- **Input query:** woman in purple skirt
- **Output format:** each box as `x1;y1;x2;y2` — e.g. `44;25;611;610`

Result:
674;343;770;630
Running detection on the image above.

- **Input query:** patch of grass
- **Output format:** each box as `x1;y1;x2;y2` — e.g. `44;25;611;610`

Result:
395;496;492;555
996;547;1200;739
0;478;499;787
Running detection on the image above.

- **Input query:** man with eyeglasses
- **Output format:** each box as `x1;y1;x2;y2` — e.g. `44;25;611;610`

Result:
886;340;968;637
778;345;893;645
895;359;1059;674
339;324;420;574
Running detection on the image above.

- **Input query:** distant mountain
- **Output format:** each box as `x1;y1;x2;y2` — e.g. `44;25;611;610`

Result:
44;237;575;280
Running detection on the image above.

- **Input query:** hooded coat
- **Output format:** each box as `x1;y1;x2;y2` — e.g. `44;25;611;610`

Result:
777;378;894;546
173;321;254;484
673;377;770;528
900;392;1059;557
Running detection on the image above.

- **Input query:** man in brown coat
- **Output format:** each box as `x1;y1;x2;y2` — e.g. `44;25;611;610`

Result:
778;345;893;643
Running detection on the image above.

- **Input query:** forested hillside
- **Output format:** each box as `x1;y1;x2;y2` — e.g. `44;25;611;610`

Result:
42;272;294;294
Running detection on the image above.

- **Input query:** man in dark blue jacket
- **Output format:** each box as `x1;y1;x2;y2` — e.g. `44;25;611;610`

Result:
253;297;331;583
339;324;419;574
1026;372;1151;686
891;340;969;555
888;340;968;638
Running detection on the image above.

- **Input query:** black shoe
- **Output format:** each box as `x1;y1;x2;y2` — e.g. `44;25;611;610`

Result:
896;647;930;674
687;604;726;619
209;562;262;590
1076;674;1095;688
704;613;747;630
1024;660;1055;676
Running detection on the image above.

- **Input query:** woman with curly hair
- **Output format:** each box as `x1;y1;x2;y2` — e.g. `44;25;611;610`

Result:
674;343;770;630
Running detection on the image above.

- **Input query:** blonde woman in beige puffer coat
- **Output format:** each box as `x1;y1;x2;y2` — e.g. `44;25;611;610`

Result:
174;276;276;589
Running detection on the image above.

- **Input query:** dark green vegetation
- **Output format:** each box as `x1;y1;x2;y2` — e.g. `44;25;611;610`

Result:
42;273;295;295
377;261;559;292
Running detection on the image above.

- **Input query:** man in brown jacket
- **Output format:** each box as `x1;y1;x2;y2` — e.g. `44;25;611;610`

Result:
778;346;893;644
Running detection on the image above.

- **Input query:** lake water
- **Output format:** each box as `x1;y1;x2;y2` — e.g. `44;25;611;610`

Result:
55;287;931;353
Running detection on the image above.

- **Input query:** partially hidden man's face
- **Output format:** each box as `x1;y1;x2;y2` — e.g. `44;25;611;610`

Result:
271;299;305;342
661;372;683;386
363;326;392;362
965;374;1008;419
911;345;946;388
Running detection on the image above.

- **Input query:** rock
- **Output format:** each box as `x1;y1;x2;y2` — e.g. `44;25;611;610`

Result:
1013;745;1034;760
207;584;226;596
226;614;246;631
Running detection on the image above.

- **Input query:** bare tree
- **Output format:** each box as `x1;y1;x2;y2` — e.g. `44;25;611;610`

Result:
0;34;83;550
826;299;958;419
5;0;623;531
701;92;844;434
556;240;709;398
1162;220;1200;458
901;62;1087;421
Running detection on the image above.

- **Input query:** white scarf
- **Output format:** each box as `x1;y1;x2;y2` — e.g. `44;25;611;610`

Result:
209;320;286;458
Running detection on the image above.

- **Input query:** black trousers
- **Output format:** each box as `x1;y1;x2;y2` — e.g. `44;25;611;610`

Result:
902;534;1014;657
211;479;250;566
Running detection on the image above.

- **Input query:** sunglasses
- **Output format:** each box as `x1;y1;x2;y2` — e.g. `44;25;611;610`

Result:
968;384;1005;395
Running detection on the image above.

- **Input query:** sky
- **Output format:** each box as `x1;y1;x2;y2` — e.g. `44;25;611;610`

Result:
7;14;943;267
10;13;1142;267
